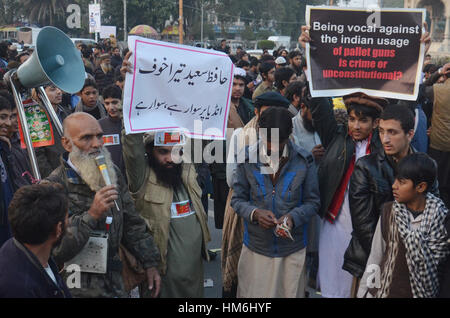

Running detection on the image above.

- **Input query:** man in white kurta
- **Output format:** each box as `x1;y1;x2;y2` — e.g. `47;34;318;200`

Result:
318;139;369;298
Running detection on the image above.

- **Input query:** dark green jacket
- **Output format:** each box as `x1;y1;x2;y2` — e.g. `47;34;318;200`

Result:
309;97;382;219
44;154;160;298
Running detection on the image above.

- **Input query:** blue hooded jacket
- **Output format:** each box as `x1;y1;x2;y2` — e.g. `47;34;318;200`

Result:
231;140;320;258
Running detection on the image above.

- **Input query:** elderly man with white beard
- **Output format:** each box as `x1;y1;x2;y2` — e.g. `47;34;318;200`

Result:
94;54;115;94
43;112;161;298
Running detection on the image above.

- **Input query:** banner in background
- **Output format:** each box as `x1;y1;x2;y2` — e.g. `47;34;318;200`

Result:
18;99;55;149
123;36;234;139
89;4;101;34
305;6;426;100
100;26;116;39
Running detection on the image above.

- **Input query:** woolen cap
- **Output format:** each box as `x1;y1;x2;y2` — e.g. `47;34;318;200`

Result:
343;92;388;112
99;53;111;60
254;92;290;109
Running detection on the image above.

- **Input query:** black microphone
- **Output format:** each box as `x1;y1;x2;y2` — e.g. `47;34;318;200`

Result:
95;154;120;211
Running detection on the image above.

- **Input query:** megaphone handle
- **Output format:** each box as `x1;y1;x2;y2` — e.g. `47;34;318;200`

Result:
9;75;41;181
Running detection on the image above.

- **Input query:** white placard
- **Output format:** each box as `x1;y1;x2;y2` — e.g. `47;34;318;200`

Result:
89;4;101;34
100;26;116;39
65;236;108;274
123;36;233;140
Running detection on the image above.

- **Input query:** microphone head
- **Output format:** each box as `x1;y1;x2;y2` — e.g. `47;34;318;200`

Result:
94;154;112;186
94;154;106;167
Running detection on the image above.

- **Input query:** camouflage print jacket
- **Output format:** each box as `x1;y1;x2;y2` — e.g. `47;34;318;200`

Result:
43;153;160;298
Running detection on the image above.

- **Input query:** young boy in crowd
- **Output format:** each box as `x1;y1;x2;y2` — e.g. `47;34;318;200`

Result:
358;153;449;298
0;96;14;248
98;84;126;179
74;78;107;120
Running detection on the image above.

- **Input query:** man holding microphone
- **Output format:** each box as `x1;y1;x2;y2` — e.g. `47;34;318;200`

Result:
43;112;161;298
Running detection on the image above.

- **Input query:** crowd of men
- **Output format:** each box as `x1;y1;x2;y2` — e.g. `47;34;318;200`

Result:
0;26;449;299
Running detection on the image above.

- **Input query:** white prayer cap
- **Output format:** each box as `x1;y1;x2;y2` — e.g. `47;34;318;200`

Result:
233;67;247;78
275;56;287;65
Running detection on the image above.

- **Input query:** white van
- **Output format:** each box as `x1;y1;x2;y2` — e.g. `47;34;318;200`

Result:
70;38;97;48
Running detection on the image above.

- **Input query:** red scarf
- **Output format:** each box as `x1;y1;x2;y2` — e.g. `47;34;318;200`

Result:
326;133;372;224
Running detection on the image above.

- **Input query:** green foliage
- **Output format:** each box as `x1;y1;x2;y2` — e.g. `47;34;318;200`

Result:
256;29;272;41
241;25;256;41
101;0;177;40
215;0;329;42
1;0;331;43
0;0;21;25
19;0;68;26
190;20;215;40
257;39;275;49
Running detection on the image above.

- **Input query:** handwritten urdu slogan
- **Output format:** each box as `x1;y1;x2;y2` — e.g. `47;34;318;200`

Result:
123;36;234;139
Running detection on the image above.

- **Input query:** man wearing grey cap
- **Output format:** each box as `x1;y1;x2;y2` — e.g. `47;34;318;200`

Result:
225;92;293;189
222;92;305;297
231;106;320;298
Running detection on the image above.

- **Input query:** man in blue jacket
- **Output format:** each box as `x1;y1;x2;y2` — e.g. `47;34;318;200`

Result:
0;183;71;298
231;106;320;298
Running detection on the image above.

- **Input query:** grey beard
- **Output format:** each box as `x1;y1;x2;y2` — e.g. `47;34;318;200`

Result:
101;63;113;73
69;145;117;192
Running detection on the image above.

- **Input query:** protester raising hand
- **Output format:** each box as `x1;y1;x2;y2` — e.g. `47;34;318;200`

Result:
439;62;450;76
421;21;431;55
120;51;133;77
298;25;311;49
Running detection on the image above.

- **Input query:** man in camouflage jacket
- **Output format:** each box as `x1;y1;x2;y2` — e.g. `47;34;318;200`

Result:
44;112;160;298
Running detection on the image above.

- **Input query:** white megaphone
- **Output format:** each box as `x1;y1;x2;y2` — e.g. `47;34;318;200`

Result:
14;26;85;93
4;26;86;181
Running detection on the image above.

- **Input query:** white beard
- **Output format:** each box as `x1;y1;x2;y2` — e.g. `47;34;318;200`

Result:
69;145;118;192
101;63;113;73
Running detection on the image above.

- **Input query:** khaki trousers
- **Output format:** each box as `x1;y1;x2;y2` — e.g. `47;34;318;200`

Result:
237;245;306;298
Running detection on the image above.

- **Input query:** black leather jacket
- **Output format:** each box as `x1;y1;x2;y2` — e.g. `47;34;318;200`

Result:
343;147;439;278
309;97;382;219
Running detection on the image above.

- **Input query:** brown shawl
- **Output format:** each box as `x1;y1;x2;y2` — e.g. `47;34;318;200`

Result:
221;117;258;293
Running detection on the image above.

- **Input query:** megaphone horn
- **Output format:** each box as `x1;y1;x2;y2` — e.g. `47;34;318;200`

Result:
15;26;85;94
